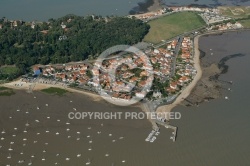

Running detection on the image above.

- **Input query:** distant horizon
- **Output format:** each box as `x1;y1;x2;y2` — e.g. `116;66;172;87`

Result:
1;0;250;21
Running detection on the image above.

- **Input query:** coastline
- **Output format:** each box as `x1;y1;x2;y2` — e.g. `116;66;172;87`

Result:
2;81;102;101
156;35;203;113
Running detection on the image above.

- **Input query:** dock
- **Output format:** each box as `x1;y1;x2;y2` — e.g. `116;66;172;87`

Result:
154;119;178;142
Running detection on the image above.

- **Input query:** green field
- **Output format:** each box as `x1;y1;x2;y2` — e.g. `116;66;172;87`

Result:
239;19;250;28
143;12;206;44
0;66;20;80
0;66;19;74
219;6;250;19
0;86;15;96
41;87;68;96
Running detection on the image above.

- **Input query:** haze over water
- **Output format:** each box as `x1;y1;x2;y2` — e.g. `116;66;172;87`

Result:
1;0;250;21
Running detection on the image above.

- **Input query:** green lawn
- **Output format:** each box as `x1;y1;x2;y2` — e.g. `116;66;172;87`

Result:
239;19;250;28
41;87;68;96
143;12;206;44
0;66;19;75
0;86;15;96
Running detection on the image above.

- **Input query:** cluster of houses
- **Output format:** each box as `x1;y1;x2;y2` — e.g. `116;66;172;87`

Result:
167;37;196;93
34;36;197;100
92;53;153;100
170;7;218;13
38;64;92;85
199;12;231;25
148;48;172;77
208;21;243;31
130;9;167;20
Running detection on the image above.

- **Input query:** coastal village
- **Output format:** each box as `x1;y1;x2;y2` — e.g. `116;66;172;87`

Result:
2;5;246;105
29;35;195;103
9;5;244;104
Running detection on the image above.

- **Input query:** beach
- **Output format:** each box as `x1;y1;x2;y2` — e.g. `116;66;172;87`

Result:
3;80;102;101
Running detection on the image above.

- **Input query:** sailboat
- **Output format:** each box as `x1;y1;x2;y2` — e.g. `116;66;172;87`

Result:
8;145;13;151
28;160;32;165
1;129;6;134
86;158;91;165
7;153;11;159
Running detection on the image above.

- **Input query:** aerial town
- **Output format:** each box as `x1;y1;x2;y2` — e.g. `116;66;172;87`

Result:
27;35;195;103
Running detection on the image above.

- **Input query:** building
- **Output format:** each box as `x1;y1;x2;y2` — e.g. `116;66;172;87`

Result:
33;66;41;76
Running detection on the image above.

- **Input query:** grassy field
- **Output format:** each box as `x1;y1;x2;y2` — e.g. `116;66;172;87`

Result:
41;87;68;96
0;66;19;75
219;6;250;18
0;86;15;96
143;12;206;44
238;19;250;28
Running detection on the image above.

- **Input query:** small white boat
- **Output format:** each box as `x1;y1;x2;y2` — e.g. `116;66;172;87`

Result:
8;145;13;151
1;129;5;134
86;159;91;165
7;154;11;159
77;154;81;158
28;160;32;165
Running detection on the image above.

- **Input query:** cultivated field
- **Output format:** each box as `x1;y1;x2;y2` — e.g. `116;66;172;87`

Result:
143;12;206;44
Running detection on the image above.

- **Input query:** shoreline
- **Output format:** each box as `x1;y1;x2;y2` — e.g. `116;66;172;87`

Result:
2;81;102;101
156;35;203;113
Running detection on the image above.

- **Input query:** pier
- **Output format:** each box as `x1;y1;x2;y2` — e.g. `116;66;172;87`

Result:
154;119;177;142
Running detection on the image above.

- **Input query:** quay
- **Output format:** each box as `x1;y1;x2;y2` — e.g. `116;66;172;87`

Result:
141;103;178;142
